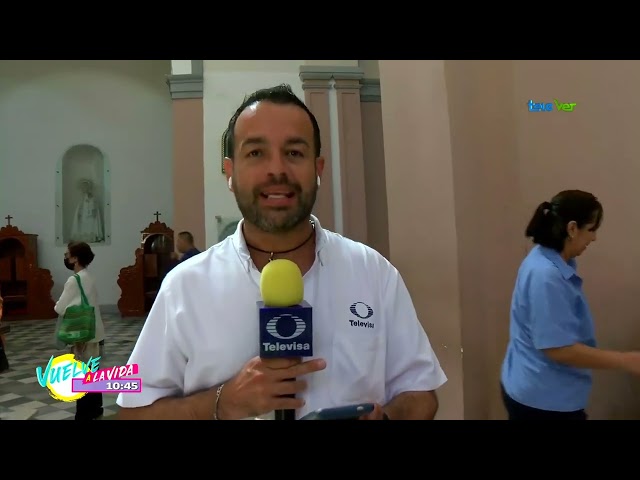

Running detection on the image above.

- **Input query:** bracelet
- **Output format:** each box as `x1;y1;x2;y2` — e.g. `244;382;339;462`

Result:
213;384;224;420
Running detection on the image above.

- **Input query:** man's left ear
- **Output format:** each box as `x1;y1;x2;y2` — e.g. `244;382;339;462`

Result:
224;157;233;190
315;156;325;180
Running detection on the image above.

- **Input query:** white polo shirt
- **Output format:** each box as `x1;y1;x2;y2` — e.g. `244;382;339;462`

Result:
116;216;447;418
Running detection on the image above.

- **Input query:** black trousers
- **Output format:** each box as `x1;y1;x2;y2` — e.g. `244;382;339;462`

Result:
501;383;587;420
75;393;103;420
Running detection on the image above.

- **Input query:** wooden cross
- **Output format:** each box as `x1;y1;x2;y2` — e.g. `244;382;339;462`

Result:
4;215;12;226
154;211;161;222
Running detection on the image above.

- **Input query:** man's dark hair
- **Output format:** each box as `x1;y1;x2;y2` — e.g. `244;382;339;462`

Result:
178;231;194;245
225;84;321;158
67;241;95;267
525;190;603;252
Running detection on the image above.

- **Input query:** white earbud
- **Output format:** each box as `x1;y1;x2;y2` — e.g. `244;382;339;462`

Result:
228;177;232;190
317;176;321;187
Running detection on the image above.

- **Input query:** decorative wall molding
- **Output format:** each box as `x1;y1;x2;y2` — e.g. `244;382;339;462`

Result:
191;60;203;75
299;65;365;88
360;79;381;103
166;60;204;99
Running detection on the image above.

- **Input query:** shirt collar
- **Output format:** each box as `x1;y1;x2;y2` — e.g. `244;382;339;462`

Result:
537;245;579;280
231;214;329;273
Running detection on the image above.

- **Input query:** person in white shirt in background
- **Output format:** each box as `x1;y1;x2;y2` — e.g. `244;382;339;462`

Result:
117;84;447;421
55;241;105;420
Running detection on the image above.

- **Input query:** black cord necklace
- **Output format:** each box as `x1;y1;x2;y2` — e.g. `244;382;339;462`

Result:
245;221;316;261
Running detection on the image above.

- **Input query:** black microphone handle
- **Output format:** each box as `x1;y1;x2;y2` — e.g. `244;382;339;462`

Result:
275;377;296;421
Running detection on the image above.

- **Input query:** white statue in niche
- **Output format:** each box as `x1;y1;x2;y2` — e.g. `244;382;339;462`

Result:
70;179;104;243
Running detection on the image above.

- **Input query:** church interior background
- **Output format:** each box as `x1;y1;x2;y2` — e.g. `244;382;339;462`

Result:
0;59;384;420
4;59;640;420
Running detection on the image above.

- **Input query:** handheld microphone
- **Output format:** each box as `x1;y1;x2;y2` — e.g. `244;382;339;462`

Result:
258;259;313;421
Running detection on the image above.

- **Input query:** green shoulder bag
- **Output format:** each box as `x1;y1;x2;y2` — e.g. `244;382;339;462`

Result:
57;274;96;344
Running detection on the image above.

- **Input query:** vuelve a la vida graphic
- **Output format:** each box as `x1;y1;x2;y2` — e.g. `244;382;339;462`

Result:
35;354;142;401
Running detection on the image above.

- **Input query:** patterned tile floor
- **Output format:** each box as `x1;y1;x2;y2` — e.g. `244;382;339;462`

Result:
0;313;146;420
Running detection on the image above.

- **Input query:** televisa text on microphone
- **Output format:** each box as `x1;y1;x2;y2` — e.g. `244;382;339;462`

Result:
257;259;313;358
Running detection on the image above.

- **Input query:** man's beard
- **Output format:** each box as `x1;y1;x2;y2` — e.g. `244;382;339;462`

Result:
233;174;317;234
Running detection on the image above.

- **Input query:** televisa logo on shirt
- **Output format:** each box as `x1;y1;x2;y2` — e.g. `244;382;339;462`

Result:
35;354;142;401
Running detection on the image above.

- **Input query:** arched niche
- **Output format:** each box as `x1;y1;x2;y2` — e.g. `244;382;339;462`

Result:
55;144;111;246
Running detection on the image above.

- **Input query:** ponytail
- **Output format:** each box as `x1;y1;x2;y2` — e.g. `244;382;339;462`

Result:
525;201;561;249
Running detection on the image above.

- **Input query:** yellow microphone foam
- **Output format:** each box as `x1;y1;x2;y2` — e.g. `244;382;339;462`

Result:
260;259;304;307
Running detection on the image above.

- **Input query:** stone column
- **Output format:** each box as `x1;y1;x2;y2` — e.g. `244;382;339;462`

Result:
299;66;367;244
298;70;335;232
166;60;205;249
359;78;390;259
379;60;464;420
379;60;523;420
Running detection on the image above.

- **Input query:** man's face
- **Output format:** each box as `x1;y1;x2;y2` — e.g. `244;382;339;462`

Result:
225;101;324;234
176;236;188;253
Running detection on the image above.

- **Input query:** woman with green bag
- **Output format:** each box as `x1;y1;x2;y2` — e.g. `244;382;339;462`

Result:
54;241;106;420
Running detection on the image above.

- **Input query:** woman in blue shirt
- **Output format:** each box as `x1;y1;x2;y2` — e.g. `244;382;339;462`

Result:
501;189;639;419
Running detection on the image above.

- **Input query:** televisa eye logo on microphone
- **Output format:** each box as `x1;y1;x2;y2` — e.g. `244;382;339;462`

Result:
260;307;313;356
258;259;313;358
266;314;307;339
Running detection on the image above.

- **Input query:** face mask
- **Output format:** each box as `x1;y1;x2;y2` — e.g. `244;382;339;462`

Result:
64;259;75;271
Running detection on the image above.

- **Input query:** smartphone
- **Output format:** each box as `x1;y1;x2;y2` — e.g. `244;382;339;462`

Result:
299;403;375;420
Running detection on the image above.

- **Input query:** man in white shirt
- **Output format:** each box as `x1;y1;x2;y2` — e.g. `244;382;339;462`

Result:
117;84;447;420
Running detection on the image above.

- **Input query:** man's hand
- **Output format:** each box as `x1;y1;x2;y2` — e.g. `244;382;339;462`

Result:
359;392;439;420
217;356;327;420
358;403;387;420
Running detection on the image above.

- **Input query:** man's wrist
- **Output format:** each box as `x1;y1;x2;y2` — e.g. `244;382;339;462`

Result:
213;380;244;420
213;384;225;420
